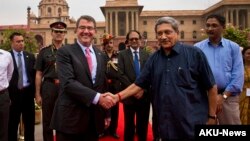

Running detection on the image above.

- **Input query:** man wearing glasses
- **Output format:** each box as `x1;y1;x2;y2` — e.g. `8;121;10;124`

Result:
35;21;67;141
118;30;151;141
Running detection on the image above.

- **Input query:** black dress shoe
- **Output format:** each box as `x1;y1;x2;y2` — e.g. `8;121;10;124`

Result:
111;133;120;139
98;133;105;138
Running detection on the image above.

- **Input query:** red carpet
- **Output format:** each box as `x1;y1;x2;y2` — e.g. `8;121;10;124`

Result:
99;103;153;141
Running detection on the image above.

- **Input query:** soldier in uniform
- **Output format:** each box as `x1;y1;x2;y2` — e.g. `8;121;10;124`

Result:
99;33;120;139
35;21;67;141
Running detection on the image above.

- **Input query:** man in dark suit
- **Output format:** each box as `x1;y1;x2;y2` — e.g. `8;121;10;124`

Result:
118;30;150;141
50;15;115;141
8;32;36;141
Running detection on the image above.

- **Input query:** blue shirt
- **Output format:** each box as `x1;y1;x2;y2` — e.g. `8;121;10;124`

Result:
135;42;215;140
195;38;244;95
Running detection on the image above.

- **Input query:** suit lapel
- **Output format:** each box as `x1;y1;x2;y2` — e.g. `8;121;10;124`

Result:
93;46;102;85
127;49;135;70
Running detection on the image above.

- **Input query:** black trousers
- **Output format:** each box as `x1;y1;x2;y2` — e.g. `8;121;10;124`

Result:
123;100;150;141
0;89;10;141
41;80;59;141
8;87;35;141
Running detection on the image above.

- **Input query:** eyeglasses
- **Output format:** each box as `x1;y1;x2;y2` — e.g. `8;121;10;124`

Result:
53;30;65;34
78;26;95;31
129;38;139;41
205;23;220;29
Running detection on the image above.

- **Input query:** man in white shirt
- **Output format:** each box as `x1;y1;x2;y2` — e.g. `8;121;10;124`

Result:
0;49;14;141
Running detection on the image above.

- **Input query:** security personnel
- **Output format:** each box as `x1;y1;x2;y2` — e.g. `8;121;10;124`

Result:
35;21;67;141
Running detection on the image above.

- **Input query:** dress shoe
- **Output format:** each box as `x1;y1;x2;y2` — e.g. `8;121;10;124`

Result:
98;133;105;138
111;133;120;139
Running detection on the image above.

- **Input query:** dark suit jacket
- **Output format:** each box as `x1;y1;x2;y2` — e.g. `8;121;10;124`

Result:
8;50;36;99
50;43;108;134
118;48;150;105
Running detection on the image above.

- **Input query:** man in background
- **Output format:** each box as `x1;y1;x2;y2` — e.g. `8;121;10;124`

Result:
35;21;67;141
8;32;36;141
0;49;14;141
195;14;244;125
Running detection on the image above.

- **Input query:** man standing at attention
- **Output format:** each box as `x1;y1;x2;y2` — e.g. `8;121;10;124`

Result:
35;21;67;141
50;15;115;141
195;14;244;125
8;32;36;141
108;17;217;140
0;49;14;141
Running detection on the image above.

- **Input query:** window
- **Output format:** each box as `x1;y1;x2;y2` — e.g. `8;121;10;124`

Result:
143;31;147;39
180;31;184;39
180;20;184;25
64;38;68;45
193;20;196;25
143;20;147;25
193;31;197;39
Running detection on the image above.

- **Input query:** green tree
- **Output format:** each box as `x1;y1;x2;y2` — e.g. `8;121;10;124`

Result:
223;26;250;48
0;29;38;53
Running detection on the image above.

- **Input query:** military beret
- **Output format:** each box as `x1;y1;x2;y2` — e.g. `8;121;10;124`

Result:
50;21;67;31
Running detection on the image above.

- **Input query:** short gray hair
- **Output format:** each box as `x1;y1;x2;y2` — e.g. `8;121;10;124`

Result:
154;17;179;33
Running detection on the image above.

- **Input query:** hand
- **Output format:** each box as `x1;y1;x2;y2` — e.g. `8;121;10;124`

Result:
98;93;116;109
216;95;223;114
134;89;144;99
35;93;42;106
104;117;111;129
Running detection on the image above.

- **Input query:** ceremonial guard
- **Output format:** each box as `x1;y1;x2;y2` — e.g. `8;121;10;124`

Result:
99;33;120;139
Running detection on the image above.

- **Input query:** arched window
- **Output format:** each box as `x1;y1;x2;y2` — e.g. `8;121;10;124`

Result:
58;8;62;16
47;7;52;16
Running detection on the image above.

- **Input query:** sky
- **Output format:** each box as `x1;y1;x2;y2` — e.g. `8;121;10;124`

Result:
0;0;221;25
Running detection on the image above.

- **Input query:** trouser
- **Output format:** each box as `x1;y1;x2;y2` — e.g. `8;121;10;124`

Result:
41;80;59;141
0;89;10;141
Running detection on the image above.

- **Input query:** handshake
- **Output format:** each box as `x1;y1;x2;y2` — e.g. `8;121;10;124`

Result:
98;92;119;109
98;89;144;109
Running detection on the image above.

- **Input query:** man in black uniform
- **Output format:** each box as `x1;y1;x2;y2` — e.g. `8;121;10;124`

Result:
35;21;67;141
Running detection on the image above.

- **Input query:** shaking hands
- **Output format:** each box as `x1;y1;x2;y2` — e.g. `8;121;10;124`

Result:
98;92;119;109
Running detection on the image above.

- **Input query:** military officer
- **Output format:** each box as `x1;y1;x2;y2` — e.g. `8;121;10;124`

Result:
35;21;67;141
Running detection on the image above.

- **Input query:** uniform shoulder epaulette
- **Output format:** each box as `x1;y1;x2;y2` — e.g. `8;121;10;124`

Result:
39;45;51;51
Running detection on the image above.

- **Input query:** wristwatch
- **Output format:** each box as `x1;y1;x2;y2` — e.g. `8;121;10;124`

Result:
222;93;228;100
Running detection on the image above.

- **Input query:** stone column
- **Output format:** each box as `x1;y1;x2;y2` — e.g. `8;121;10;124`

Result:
115;11;118;36
105;12;109;33
110;11;113;35
126;11;129;33
236;9;239;28
135;11;139;30
230;10;234;26
131;11;134;30
248;9;250;27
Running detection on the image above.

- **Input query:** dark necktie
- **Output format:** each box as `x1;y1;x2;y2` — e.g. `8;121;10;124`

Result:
133;51;140;78
17;53;23;89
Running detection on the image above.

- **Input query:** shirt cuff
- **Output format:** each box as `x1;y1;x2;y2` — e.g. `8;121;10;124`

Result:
92;93;100;104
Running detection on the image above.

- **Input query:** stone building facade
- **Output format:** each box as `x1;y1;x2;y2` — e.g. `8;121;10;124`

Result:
0;0;250;51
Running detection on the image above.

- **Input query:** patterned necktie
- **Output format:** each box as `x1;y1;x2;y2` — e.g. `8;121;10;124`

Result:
133;51;140;78
85;48;93;74
17;53;23;89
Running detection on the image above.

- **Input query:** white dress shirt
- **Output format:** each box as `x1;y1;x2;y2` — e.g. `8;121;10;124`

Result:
0;49;14;91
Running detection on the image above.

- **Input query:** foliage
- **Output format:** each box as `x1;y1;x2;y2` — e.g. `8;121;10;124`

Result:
0;29;38;53
223;26;249;48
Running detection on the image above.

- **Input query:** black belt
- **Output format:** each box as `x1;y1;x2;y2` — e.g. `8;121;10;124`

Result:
0;89;7;95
